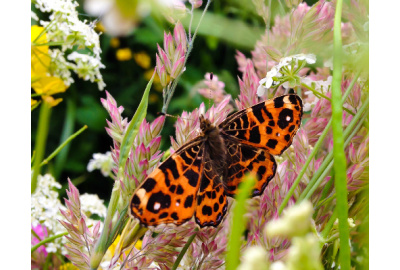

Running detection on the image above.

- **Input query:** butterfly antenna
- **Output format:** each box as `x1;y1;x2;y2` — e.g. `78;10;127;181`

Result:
157;112;190;120
209;72;213;109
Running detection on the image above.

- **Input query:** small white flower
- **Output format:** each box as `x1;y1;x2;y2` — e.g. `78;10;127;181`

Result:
31;11;39;21
237;246;269;270
295;53;316;64
87;151;115;177
265;201;313;238
270;261;287;270
80;193;107;218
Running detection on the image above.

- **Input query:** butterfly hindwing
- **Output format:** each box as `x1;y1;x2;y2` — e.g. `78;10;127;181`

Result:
220;94;303;155
130;140;204;226
223;138;277;197
194;156;228;227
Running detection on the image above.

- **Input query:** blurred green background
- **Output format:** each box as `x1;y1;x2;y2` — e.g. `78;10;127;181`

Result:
31;0;318;199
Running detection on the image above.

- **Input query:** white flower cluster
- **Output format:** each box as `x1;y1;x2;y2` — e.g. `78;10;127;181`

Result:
31;174;68;254
302;76;332;111
257;54;316;96
79;193;107;218
87;151;115;177
32;0;106;90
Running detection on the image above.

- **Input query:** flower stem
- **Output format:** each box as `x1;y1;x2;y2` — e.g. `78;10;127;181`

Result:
31;101;51;194
41;125;87;167
226;174;256;270
331;0;351;268
31;224;93;253
278;71;360;214
171;228;199;270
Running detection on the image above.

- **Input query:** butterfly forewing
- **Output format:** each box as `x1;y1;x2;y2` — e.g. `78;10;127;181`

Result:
130;139;204;226
220;94;303;155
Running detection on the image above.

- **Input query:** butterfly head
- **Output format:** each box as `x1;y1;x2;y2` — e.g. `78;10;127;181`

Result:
199;115;215;134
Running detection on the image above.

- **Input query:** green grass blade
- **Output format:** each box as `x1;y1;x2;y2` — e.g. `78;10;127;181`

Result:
226;174;256;270
118;71;155;177
172;228;199;270
31;102;52;194
331;0;351;268
278;71;361;215
41;125;87;167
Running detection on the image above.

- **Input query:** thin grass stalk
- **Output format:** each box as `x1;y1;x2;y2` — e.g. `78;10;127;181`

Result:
171;229;199;270
278;71;361;214
41;125;87;167
226;174;256;270
54;98;76;178
31;225;93;253
301;112;367;201
331;0;351;268
31;102;51;194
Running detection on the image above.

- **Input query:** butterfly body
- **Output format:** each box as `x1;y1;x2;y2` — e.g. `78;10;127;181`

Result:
130;94;303;228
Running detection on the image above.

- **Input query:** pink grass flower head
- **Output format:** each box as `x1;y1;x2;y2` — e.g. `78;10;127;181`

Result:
102;91;165;196
59;179;101;270
236;61;261;110
156;21;188;82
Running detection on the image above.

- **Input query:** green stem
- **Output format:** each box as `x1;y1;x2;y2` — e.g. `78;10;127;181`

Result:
320;209;338;248
331;0;351;268
161;0;212;114
41;125;87;167
31;100;42;111
300;108;368;201
31;102;52;194
278;72;360;214
54;98;76;178
31;224;93;253
171;229;199;270
226;174;256;270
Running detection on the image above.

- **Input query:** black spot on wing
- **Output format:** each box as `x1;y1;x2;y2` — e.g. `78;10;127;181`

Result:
219;195;224;204
213;203;219;212
266;139;278;149
169;185;176;193
266;126;273;134
288;94;297;105
184;169;199;187
171;212;179;220
268;120;275;126
159;212;168;219
202;205;212;216
252;107;265;123
184;195;194;208
249;126;261;144
288;125;296;132
257;166;266;179
146;192;171;213
176;185;184;195
131;194;140;206
277;108;294;129
284;134;291;142
274;96;285;108
200;175;210;191
142;178;156;192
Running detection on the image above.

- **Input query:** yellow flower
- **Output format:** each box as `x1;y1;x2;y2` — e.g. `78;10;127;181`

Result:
31;25;50;81
32;76;67;96
133;52;151;69
135;239;142;250
110;38;120;48
31;25;67;107
116;48;132;61
59;262;79;270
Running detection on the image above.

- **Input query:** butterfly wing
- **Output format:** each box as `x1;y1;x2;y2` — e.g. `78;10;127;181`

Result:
194;154;228;227
223;138;277;197
220;94;303;155
129;139;204;227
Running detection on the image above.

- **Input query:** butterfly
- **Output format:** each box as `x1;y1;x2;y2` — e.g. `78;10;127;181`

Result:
129;94;303;228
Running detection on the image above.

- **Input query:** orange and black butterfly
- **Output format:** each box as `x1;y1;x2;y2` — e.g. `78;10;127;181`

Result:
129;94;303;228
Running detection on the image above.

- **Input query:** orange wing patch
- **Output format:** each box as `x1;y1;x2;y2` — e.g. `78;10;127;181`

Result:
194;159;227;227
223;140;277;197
221;94;303;155
130;141;204;226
